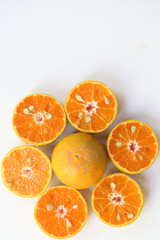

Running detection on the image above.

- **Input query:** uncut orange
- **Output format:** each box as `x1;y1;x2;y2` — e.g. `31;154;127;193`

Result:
52;133;107;189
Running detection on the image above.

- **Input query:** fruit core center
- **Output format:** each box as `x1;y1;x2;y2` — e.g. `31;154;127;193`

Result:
129;141;138;153
57;205;67;218
85;100;97;114
110;193;124;205
34;112;44;124
22;167;32;178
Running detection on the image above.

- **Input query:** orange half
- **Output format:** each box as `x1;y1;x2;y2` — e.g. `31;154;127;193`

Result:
107;120;159;174
34;186;88;239
91;173;144;227
1;146;52;197
12;94;66;146
65;81;118;133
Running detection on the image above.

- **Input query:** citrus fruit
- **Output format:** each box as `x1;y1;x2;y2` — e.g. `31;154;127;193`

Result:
34;186;88;239
107;120;159;174
1;146;52;197
52;133;107;189
91;173;144;227
65;80;118;133
12;93;66;146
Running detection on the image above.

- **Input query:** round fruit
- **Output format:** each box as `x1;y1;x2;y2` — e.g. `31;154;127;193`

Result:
107;120;159;174
65;80;118;133
34;186;88;239
12;93;66;146
52;133;107;189
1;146;52;197
91;173;144;227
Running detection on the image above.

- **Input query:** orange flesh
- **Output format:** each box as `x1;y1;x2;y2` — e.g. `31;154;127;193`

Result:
1;146;52;197
35;187;87;238
65;81;117;132
107;121;158;173
92;173;143;226
13;94;66;145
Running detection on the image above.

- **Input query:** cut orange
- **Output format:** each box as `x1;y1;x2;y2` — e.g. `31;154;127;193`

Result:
12;94;66;146
1;146;52;197
65;81;118;133
107;120;159;174
34;186;88;239
91;173;144;227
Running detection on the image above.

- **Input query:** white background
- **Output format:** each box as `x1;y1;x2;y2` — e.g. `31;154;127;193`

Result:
0;1;160;240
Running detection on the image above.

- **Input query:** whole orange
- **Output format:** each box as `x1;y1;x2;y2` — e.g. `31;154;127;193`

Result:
52;133;107;189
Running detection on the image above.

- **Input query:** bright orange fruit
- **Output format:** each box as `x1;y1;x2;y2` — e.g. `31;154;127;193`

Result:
12;94;66;146
1;146;52;197
65;81;118;133
91;173;144;227
52;133;107;189
107;120;159;174
34;186;88;239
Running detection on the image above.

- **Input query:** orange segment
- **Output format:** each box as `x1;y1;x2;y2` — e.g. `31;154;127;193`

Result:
107;120;159;174
93;83;110;101
111;124;130;142
91;173;144;227
99;204;115;223
90;113;107;131
27;125;45;144
68;111;83;125
77;117;91;131
65;81;118;133
125;122;141;140
136;124;153;142
97;94;116;109
65;100;85;113
1;146;52;197
34;186;88;239
41;124;57;142
109;205;126;226
12;94;66;146
79;82;94;102
13;113;35;139
96;108;116;123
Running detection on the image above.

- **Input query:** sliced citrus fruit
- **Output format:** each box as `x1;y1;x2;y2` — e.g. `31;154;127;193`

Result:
91;173;144;227
34;186;88;239
52;133;107;189
65;81;118;133
1;146;52;197
12;94;66;146
107;120;159;174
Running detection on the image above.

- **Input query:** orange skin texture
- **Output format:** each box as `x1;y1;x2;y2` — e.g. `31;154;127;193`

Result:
52;133;107;189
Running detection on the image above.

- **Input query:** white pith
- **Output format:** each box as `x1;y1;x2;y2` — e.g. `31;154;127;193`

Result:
33;112;44;124
128;140;139;152
21;166;33;178
57;205;67;218
84;100;98;116
109;192;124;205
